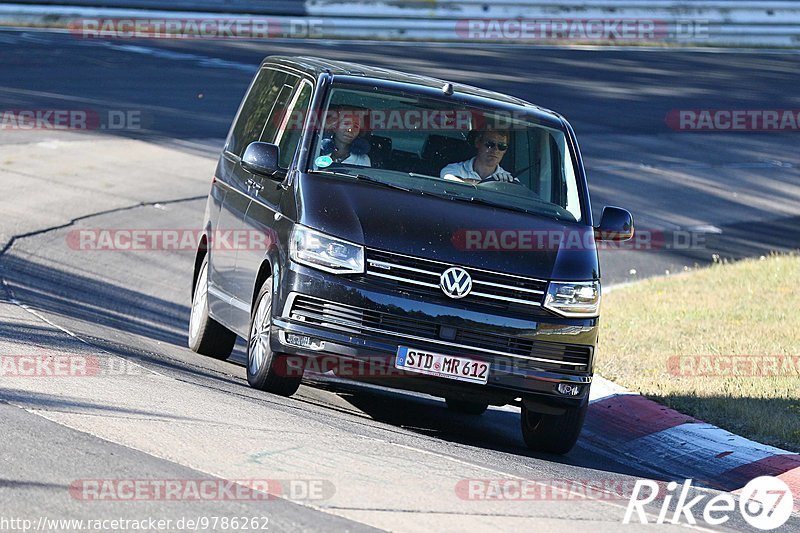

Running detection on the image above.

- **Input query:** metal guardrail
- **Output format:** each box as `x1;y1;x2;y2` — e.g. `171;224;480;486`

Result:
2;1;800;46
304;0;800;45
7;1;307;15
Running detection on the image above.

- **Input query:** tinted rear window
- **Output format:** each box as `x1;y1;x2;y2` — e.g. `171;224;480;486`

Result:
228;69;299;156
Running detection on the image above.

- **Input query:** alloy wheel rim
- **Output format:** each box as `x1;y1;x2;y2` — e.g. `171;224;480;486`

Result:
189;262;208;339
248;291;271;375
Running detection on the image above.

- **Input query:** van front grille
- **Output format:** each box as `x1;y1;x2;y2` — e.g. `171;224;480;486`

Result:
363;248;547;311
289;294;591;372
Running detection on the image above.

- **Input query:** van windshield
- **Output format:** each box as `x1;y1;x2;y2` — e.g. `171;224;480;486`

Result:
305;85;584;223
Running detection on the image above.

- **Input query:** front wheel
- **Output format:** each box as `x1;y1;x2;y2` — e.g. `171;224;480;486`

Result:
520;400;587;454
246;282;302;396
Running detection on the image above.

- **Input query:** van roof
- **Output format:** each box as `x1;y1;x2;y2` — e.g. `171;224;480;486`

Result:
263;55;561;119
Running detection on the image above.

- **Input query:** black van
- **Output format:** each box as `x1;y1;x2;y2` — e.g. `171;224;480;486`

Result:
189;56;633;454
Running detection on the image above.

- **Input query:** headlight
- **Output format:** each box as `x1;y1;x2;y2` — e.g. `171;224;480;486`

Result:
544;281;600;317
289;225;364;274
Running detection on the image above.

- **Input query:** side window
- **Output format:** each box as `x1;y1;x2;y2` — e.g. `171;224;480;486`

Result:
227;69;298;156
258;77;296;144
558;137;581;222
537;132;554;201
276;82;313;169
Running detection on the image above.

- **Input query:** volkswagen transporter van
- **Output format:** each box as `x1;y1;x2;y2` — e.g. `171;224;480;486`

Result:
189;56;634;454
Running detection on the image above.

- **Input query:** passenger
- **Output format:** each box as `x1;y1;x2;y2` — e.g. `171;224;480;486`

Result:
440;128;517;184
320;106;371;167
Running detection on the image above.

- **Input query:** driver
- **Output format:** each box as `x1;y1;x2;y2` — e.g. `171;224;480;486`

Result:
440;128;518;184
320;106;372;167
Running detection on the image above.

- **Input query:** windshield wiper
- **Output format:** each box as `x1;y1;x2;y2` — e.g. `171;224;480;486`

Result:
428;192;542;217
311;170;412;192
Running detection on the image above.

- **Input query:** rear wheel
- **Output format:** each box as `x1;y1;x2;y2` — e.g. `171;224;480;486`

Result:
246;281;302;396
520;401;587;454
188;255;236;359
445;398;488;416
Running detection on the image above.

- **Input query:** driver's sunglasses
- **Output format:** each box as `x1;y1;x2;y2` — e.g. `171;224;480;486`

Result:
484;141;508;151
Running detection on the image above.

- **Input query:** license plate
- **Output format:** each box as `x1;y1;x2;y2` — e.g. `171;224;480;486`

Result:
395;346;489;385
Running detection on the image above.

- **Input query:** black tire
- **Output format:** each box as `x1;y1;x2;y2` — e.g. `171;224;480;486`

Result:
246;281;302;396
445;398;488;416
188;255;236;359
520;401;587;454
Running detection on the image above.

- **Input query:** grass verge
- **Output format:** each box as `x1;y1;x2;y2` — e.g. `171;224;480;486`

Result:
598;254;800;452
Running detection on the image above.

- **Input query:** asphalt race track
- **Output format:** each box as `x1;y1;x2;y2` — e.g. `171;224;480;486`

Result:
0;29;799;531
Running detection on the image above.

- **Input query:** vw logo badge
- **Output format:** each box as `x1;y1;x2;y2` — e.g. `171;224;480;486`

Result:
440;267;472;299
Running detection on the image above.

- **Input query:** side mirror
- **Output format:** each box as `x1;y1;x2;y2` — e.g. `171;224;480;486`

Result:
241;142;282;180
595;206;634;241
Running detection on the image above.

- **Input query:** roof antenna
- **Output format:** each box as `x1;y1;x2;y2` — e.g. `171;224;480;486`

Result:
442;82;454;96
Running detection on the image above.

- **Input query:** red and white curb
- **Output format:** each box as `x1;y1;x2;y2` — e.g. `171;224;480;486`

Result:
586;376;800;512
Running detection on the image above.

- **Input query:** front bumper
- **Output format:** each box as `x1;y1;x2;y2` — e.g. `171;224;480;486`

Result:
271;263;597;407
